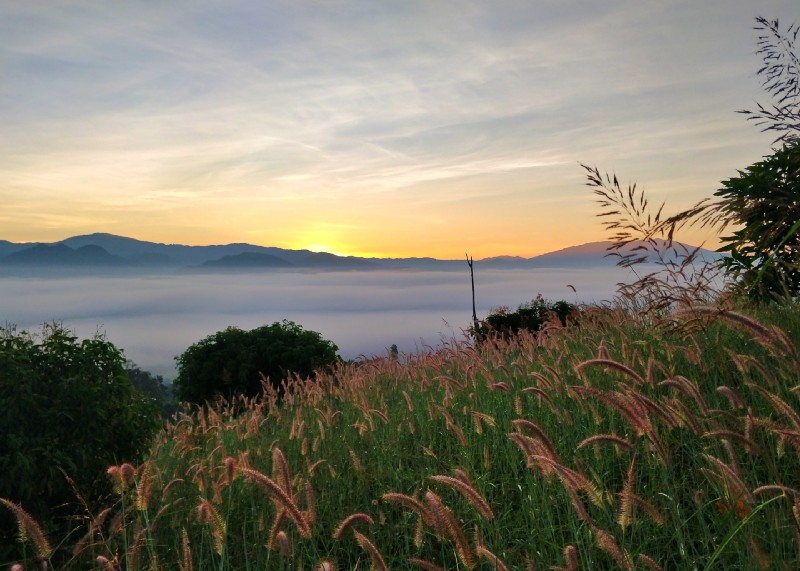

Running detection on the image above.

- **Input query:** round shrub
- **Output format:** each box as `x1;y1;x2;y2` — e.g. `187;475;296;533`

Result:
174;320;339;405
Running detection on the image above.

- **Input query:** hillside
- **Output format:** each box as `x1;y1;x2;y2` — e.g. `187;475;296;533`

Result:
1;243;132;266
0;233;721;273
5;302;797;569
199;252;296;269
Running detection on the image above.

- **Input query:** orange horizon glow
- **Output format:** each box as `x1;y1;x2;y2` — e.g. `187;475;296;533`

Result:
1;2;787;261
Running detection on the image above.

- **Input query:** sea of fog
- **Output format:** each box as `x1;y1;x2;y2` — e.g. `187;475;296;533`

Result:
0;267;629;379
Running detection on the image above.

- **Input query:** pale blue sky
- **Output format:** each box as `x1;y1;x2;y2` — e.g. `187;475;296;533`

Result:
1;1;796;257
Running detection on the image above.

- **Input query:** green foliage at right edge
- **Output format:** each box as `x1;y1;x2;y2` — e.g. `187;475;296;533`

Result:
717;143;800;301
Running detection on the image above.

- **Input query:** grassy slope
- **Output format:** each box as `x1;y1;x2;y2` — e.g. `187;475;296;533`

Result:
9;303;800;570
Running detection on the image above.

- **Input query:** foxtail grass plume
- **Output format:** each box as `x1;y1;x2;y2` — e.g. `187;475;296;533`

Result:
333;512;374;540
353;530;388;571
476;545;509;571
179;527;193;571
239;467;312;538
0;498;52;561
424;491;475;569
429;475;494;520
408;558;446;571
197;497;226;555
594;528;634;571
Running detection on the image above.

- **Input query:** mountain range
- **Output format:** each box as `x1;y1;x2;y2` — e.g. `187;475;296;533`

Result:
0;233;721;274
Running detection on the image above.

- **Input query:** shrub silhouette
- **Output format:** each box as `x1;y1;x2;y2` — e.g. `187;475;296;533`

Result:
478;295;576;339
0;323;161;562
174;320;340;405
715;144;800;300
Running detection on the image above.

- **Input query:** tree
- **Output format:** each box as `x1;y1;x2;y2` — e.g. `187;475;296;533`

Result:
173;320;340;405
0;323;161;562
126;360;178;417
715;145;800;300
477;295;576;340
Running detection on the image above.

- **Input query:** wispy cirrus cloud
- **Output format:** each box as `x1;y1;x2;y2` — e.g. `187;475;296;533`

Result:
0;0;795;254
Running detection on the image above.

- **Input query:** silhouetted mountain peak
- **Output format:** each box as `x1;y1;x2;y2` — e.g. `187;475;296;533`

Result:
1;243;131;266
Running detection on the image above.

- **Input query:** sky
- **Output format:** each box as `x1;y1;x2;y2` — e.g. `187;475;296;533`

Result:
1;1;797;259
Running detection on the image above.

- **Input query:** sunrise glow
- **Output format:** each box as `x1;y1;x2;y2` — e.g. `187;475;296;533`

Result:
1;2;795;258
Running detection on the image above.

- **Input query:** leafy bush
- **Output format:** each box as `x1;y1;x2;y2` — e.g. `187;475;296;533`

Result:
715;144;800;300
174;320;340;405
0;323;161;562
479;295;576;338
126;361;178;418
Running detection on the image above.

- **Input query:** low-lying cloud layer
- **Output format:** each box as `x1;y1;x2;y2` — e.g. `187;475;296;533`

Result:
1;268;625;378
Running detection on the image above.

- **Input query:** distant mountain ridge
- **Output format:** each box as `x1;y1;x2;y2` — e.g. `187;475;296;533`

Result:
0;233;721;274
199;252;295;269
2;243;131;267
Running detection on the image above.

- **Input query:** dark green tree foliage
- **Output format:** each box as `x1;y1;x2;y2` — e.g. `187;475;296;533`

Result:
126;361;177;417
174;320;339;405
480;295;576;339
0;324;160;559
716;144;800;300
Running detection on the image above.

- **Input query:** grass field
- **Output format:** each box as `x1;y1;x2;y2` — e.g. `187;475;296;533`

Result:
6;297;799;570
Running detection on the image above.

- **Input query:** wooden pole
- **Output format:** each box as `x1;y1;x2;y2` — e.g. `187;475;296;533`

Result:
466;254;478;332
